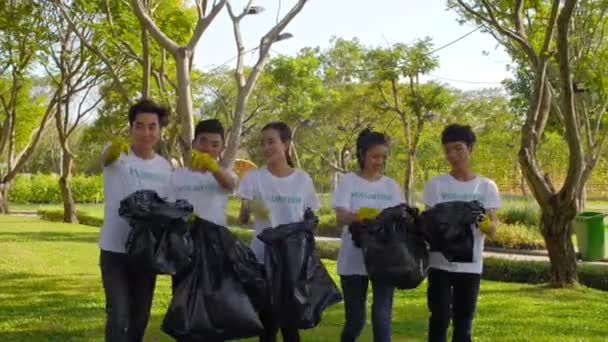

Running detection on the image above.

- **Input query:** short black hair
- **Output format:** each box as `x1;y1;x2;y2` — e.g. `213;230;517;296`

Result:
128;99;169;127
442;124;476;147
194;119;225;142
356;128;389;170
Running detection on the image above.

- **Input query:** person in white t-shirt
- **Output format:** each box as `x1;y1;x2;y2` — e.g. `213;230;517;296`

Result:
237;121;320;342
168;119;237;226
98;100;173;342
332;128;405;342
422;124;501;342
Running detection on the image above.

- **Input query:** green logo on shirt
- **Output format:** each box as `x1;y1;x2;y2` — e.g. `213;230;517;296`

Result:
176;183;220;193
129;167;167;183
268;195;302;204
350;192;393;201
440;192;483;202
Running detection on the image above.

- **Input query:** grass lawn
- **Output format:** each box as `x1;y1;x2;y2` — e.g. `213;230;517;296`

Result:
1;216;607;341
9;203;105;219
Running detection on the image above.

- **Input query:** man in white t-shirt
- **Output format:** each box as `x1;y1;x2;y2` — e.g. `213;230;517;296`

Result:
422;124;501;342
168;119;237;225
99;100;173;342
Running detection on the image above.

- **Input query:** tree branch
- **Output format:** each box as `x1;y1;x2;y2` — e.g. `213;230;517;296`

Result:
130;0;180;54
187;0;227;51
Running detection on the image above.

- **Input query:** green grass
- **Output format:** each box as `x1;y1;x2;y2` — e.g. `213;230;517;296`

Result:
9;203;104;218
1;216;608;341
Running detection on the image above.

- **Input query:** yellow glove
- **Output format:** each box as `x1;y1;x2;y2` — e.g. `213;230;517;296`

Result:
478;214;494;235
356;207;380;221
104;138;129;165
191;150;220;173
249;199;270;221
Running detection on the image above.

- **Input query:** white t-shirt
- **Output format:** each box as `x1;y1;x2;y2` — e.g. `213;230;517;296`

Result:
332;172;405;276
167;167;237;227
422;173;502;274
99;149;173;253
236;167;321;262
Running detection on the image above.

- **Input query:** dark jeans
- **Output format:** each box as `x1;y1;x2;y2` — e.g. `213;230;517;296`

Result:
340;275;394;342
427;268;481;342
258;307;300;342
100;250;157;342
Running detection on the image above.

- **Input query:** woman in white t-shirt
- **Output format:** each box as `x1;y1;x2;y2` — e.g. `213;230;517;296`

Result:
422;124;501;342
332;129;405;342
237;121;320;342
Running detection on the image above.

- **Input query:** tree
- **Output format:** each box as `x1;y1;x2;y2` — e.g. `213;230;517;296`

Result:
365;39;451;203
0;1;58;213
221;0;310;167
42;4;104;222
130;0;225;164
450;0;608;286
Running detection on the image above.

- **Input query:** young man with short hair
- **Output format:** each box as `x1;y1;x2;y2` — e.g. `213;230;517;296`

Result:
168;119;237;224
423;124;502;342
99;99;173;342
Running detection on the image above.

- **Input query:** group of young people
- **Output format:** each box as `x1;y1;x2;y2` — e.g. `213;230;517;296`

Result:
98;99;501;342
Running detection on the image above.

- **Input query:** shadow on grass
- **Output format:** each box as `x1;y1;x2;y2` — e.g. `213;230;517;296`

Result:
0;231;99;244
0;272;105;342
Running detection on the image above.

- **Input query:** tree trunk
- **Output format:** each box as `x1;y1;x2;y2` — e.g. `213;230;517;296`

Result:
0;182;10;214
175;49;194;166
59;150;78;223
540;201;579;287
404;150;415;205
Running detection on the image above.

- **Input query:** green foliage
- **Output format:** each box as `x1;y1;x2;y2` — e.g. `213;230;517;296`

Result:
499;198;541;227
487;224;545;250
71;175;103;203
7;175;31;204
8;174;102;204
38;209;103;227
483;257;608;291
29;174;62;204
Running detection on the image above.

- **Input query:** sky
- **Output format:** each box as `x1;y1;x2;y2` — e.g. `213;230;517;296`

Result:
193;0;513;90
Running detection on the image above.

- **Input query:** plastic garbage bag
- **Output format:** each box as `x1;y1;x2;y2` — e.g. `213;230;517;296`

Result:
162;218;264;341
419;200;485;263
257;209;343;329
119;190;193;275
349;204;428;289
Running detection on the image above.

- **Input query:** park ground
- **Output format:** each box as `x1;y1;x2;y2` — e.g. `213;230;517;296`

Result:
1;215;608;341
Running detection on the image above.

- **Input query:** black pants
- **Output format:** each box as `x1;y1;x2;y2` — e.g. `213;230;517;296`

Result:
340;275;394;342
427;269;480;342
100;250;157;342
258;307;300;342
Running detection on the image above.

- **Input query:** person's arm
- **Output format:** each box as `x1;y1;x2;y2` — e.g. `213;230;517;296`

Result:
211;168;237;193
336;207;358;226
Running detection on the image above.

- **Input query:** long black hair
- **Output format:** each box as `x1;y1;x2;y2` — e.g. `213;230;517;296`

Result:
356;128;389;170
262;121;294;167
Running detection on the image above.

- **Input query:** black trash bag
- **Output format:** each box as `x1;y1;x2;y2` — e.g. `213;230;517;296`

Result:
162;218;264;341
119;190;194;275
349;204;428;289
257;209;343;329
419;200;485;263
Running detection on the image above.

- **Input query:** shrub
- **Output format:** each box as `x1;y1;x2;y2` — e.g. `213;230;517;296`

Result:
487;224;545;250
499;197;540;227
71;175;103;203
30;174;61;203
9;173;103;204
8;174;32;204
38;209;103;227
483;257;608;291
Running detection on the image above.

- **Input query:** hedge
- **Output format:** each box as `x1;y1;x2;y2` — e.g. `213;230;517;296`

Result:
38;210;608;291
38;209;103;227
10;174;103;204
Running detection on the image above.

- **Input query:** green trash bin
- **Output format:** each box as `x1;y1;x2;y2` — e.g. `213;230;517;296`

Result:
575;212;606;261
